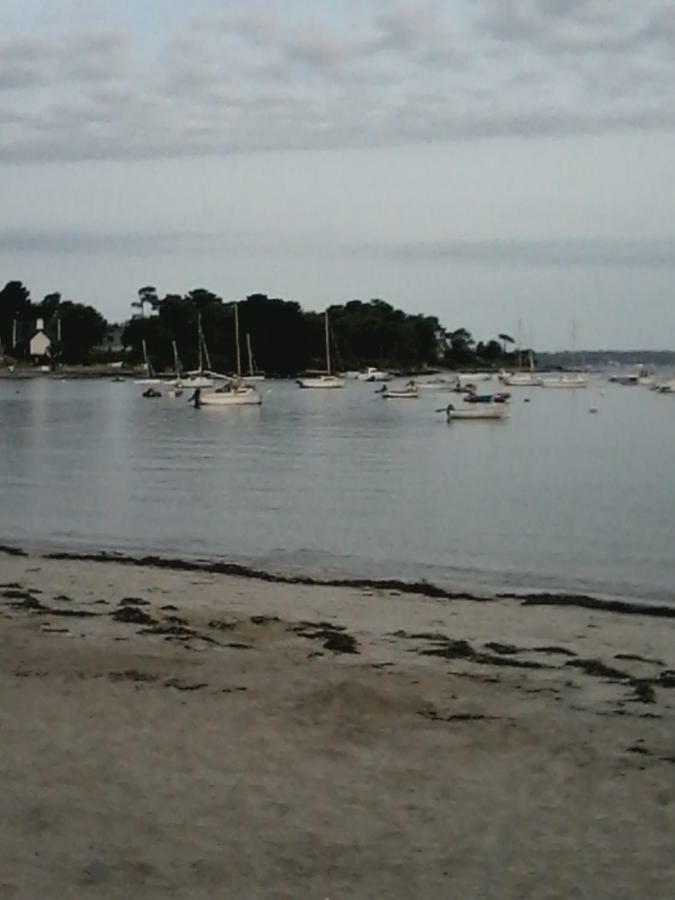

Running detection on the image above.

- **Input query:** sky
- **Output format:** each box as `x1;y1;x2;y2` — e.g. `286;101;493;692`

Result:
1;1;675;349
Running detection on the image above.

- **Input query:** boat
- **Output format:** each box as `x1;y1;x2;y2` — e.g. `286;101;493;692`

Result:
197;383;262;406
242;332;266;383
167;315;221;389
378;381;418;399
356;367;392;382
541;373;588;388
458;372;492;385
654;379;675;394
197;303;262;407
465;391;510;404
417;376;457;391
297;312;345;389
499;351;542;386
444;402;507;421
134;339;162;385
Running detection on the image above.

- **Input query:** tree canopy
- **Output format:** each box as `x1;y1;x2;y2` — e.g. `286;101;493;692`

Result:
2;278;527;372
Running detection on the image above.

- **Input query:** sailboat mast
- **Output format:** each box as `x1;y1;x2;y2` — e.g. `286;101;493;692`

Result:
142;338;150;375
234;302;242;378
197;313;203;373
246;332;254;377
325;311;331;375
172;340;180;378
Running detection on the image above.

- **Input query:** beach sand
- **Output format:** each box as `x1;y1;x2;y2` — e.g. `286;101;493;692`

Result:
1;549;673;899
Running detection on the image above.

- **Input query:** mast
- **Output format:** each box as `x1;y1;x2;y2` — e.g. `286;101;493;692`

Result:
197;314;203;373
234;302;242;378
325;311;331;375
142;338;151;375
246;332;254;377
172;340;180;378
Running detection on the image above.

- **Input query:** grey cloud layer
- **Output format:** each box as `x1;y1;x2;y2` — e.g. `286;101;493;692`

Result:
2;1;675;162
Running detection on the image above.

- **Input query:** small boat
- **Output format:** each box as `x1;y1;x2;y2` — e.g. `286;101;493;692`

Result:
444;402;507;421
356;367;392;382
378;381;418;399
297;312;345;389
242;332;266;383
196;382;262;406
465;391;511;404
417;377;456;391
541;374;588;388
141;387;161;398
167;316;217;389
458;372;492;385
655;379;675;394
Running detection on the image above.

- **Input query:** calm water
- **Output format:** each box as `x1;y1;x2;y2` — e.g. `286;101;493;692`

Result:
1;376;674;602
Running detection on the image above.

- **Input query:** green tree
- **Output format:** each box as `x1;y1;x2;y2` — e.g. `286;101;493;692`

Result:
0;281;31;352
57;302;107;364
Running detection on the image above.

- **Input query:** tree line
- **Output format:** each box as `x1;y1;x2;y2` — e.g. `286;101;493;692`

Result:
0;280;524;372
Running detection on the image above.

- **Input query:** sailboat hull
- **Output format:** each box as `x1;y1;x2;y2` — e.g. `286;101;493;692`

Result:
297;376;345;389
200;390;262;406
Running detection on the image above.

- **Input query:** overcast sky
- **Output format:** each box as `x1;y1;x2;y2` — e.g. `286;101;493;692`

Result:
2;0;675;349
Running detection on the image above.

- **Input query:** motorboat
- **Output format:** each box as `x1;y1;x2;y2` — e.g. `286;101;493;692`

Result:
417;376;456;391
297;312;345;389
356;367;392;382
444;402;507;421
378;381;418;399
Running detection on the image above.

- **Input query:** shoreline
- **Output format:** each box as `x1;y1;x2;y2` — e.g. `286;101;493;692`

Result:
2;542;674;619
2;548;674;897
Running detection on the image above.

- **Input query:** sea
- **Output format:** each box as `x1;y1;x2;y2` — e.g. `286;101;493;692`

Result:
1;375;674;604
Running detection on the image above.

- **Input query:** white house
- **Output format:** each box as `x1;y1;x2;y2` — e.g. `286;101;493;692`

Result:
29;319;51;358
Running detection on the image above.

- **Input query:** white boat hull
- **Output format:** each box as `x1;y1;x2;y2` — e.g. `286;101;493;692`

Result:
200;390;262;406
447;405;507;421
500;373;543;387
541;376;588;388
382;390;418;399
297;376;345;389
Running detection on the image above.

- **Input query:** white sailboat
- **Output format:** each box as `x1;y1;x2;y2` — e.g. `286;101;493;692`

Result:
199;303;262;407
297;312;345;389
242;332;265;383
134;339;162;385
356;366;392;382
500;350;542;386
541;373;588;388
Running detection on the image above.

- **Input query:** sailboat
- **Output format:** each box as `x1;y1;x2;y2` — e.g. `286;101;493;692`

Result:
167;342;185;397
297;311;345;389
168;314;224;389
500;350;542;386
199;303;262;406
242;332;265;383
134;339;162;385
541;321;588;388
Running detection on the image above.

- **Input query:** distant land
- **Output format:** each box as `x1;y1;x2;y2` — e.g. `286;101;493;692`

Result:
538;350;675;368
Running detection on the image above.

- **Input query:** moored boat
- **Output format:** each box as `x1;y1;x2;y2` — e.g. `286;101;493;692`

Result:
444;402;507;421
297;311;345;389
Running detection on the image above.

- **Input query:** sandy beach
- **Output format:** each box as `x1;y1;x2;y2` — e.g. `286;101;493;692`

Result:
1;547;673;899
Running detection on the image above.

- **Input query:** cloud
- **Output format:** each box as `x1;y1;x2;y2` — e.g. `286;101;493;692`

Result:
370;236;675;268
2;1;675;162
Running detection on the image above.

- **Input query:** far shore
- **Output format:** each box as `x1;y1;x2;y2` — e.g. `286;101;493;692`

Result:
1;545;673;898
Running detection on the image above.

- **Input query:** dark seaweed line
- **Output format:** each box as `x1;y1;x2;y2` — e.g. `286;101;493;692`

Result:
2;542;673;619
41;549;490;604
498;592;675;620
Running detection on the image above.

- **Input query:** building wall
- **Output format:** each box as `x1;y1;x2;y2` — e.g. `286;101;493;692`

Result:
30;332;51;357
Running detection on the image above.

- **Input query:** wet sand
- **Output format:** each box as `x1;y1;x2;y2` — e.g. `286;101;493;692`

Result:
1;549;674;899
